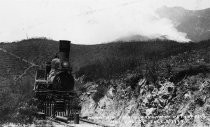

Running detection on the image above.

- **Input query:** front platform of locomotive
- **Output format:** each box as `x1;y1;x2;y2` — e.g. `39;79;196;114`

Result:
33;40;81;120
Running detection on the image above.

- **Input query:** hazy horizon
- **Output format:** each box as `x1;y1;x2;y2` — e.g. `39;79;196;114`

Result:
0;0;210;44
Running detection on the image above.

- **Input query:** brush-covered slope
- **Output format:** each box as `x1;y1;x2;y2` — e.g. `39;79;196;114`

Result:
1;38;210;80
0;48;29;84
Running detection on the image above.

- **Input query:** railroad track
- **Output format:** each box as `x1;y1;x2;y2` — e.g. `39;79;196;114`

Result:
47;117;74;127
46;116;114;127
79;117;114;127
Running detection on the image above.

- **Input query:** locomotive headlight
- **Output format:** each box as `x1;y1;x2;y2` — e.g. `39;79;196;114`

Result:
62;61;70;68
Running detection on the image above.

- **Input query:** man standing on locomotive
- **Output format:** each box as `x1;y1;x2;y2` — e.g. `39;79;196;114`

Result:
48;53;61;83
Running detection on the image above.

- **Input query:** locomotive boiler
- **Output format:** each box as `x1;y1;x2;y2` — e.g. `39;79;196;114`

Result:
33;40;81;122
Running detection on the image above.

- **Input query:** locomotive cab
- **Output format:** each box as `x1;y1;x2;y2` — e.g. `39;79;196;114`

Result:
33;69;48;91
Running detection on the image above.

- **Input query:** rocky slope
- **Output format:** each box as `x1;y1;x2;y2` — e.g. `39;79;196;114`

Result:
79;73;210;127
78;43;210;126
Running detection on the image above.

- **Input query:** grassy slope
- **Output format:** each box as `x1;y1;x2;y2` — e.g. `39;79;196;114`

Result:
0;38;210;80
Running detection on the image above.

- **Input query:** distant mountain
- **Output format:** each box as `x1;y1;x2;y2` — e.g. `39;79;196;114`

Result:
116;35;151;42
157;6;210;42
116;34;169;42
0;38;189;71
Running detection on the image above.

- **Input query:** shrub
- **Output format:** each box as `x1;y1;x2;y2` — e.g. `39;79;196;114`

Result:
92;81;109;108
125;74;142;90
11;99;38;124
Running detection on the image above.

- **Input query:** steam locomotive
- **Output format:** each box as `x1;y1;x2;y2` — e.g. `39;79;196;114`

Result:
33;40;81;122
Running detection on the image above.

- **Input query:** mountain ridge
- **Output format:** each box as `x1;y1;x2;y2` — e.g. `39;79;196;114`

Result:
1;38;210;81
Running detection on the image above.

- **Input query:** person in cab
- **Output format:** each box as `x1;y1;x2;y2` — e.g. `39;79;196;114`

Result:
48;53;61;83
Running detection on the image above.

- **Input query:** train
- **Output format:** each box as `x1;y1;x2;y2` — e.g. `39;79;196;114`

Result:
33;40;81;123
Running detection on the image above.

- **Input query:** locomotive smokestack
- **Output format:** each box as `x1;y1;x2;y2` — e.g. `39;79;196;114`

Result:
59;40;71;62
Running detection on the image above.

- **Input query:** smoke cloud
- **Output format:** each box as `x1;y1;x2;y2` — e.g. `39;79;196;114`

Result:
63;0;191;43
71;0;191;43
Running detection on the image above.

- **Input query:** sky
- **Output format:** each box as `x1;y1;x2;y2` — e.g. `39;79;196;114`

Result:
0;0;210;44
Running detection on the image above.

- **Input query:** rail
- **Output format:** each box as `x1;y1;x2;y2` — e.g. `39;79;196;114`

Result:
46;116;115;127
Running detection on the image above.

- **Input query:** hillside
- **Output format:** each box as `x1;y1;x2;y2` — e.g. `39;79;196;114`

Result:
1;38;210;79
77;41;210;127
0;48;35;123
0;38;210;124
0;48;30;83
